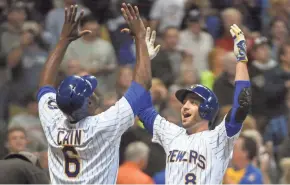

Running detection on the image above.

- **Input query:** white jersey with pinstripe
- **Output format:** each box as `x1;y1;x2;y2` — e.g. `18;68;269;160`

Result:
152;115;241;184
38;92;134;184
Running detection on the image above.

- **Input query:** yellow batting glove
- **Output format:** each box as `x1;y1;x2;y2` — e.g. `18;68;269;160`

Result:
230;24;248;63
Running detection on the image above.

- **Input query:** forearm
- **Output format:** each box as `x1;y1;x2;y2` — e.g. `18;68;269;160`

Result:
134;37;152;90
7;46;24;68
225;80;251;137
39;39;70;88
235;62;250;81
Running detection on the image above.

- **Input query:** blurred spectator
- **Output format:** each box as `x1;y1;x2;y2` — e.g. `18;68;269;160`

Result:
0;151;49;183
224;135;263;184
200;48;226;90
243;129;277;183
45;0;90;50
8;94;47;153
213;52;236;106
178;9;213;75
149;0;186;33
102;91;118;111
114;16;150;66
151;27;180;87
268;18;289;61
0;3;27;86
63;59;82;76
6;127;27;153
249;37;278;132
216;8;242;51
180;0;201;30
116;65;133;98
161;108;180;124
6;27;48;103
161;84;182;124
82;0;112;24
268;0;290;26
279;157;290;184
177;66;199;89
278;136;290;160
210;0;233;10
262;40;290;152
12;0;44;23
150;78;168;113
241;115;257;132
0;0;8;22
117;141;154;184
234;0;263;32
62;14;117;93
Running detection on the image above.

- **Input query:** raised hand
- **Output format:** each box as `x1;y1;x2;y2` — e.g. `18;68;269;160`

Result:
230;24;248;63
145;27;160;60
60;5;92;42
120;3;146;39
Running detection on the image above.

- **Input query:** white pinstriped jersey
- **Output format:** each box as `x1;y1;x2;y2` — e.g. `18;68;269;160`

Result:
152;115;241;184
38;92;134;184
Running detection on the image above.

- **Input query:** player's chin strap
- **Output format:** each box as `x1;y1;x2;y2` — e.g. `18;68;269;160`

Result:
67;98;90;123
225;80;251;137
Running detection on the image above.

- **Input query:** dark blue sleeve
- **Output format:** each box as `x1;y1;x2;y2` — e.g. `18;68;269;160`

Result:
138;107;158;135
124;81;151;116
37;86;56;102
226;80;251;137
131;87;158;135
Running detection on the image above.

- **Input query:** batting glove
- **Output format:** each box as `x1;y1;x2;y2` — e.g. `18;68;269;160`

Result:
230;24;248;63
145;27;161;60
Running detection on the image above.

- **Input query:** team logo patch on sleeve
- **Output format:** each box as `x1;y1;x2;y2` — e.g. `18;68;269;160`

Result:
47;97;59;110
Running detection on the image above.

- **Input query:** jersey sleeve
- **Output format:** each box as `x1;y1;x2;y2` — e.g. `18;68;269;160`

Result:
137;95;184;152
209;80;251;159
92;81;151;142
209;116;241;160
37;86;64;136
152;115;184;152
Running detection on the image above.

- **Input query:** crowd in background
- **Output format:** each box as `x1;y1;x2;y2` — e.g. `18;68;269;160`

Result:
0;0;290;184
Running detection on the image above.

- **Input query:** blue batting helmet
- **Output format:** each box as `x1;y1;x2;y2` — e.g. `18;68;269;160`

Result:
175;84;219;122
56;75;97;116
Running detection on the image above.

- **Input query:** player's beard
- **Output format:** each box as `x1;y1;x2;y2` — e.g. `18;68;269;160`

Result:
184;121;204;134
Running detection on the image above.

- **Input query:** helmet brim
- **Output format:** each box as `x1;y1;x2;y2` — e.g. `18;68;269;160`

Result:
175;88;205;104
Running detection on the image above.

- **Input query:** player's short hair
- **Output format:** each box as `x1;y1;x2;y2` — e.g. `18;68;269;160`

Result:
124;141;150;162
80;14;99;28
7;126;27;138
240;135;257;161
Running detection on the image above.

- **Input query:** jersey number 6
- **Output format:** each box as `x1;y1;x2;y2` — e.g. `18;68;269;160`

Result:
185;173;197;184
62;146;81;178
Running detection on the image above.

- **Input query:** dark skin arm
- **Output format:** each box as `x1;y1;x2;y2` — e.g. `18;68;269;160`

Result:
121;3;152;90
39;5;91;88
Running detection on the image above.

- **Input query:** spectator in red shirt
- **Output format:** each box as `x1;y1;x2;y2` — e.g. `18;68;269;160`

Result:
117;141;154;184
216;8;242;51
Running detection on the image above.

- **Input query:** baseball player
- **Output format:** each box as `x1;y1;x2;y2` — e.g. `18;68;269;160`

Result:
37;4;160;184
138;24;251;184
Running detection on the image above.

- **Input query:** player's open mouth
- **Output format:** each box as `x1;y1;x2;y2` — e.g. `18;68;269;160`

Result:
183;113;191;118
